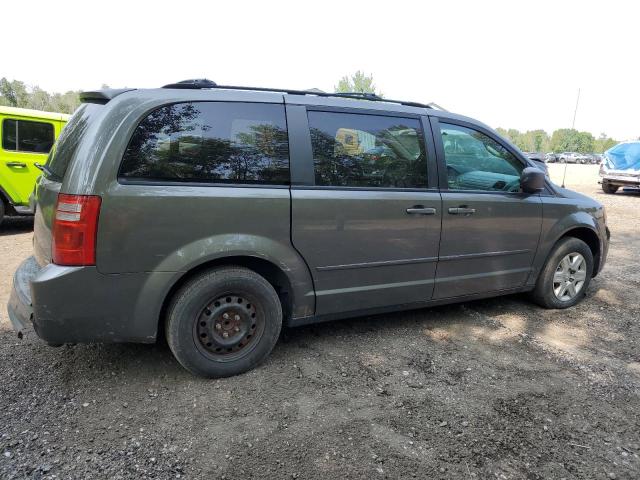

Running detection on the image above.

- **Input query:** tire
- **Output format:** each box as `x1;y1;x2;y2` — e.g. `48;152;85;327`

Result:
531;237;594;309
165;266;282;378
602;182;618;194
0;199;4;227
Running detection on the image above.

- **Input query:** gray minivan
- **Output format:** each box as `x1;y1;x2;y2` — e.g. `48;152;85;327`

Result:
8;80;610;377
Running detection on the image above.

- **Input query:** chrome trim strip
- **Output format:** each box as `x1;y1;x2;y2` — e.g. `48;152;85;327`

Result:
438;249;531;262
316;256;438;272
315;278;435;296
435;267;532;284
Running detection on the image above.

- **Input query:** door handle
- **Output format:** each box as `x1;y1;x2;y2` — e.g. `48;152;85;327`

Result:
448;207;476;215
6;161;27;168
406;206;437;215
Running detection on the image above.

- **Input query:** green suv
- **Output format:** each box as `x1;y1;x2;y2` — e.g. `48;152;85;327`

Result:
8;80;610;378
0;106;69;224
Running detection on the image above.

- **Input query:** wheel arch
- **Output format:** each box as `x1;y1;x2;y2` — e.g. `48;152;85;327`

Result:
156;255;310;340
528;211;604;287
558;226;601;273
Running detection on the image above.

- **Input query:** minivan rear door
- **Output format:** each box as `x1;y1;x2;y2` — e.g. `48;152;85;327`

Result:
288;104;442;317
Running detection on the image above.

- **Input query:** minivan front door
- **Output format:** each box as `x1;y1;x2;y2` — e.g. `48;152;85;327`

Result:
288;106;441;317
432;120;542;299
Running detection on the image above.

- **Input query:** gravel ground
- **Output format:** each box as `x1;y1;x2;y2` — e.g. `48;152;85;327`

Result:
1;165;639;479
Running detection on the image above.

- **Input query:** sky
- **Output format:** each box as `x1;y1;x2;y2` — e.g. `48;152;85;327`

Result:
4;0;639;140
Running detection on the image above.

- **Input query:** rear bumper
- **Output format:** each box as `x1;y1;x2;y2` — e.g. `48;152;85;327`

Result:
7;257;38;338
7;256;174;344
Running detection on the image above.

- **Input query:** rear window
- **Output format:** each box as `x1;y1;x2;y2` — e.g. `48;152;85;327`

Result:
2;119;54;153
46;103;103;179
119;102;289;185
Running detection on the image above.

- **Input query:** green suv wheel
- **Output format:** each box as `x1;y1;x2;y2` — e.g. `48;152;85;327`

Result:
165;266;282;378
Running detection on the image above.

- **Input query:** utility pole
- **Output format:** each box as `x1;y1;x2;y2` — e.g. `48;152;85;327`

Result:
562;88;581;188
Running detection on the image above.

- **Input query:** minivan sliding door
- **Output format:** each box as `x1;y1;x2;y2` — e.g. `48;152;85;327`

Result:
287;105;442;317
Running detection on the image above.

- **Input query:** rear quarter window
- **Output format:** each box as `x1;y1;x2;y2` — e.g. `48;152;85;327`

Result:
119;102;290;185
46;104;103;179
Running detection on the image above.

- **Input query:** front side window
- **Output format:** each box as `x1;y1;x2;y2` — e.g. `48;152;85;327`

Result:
308;111;427;188
2;119;54;153
120;102;289;185
440;123;523;192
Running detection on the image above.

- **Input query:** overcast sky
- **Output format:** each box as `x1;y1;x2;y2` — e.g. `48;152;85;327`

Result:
4;0;639;139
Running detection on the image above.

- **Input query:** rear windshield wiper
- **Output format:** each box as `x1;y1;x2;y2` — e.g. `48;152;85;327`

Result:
34;162;63;181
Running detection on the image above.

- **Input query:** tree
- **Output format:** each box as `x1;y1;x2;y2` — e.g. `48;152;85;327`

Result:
0;78;29;107
522;129;550;153
335;71;382;96
593;133;617;153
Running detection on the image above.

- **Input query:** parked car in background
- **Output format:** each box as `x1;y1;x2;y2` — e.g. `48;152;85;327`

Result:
558;152;581;163
599;141;640;193
0;106;69;225
577;153;590;164
590;154;604;165
545;152;558;163
523;152;549;177
8;80;609;378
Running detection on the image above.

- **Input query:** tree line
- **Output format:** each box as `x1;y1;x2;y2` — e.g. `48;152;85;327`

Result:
0;75;623;153
495;127;617;154
0;77;82;114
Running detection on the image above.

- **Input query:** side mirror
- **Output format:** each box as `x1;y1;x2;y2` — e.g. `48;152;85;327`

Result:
520;167;545;193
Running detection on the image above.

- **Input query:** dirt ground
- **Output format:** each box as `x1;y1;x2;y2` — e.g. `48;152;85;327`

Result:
1;164;638;479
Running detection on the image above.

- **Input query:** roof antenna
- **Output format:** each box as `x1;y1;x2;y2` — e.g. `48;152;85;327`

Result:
562;87;580;188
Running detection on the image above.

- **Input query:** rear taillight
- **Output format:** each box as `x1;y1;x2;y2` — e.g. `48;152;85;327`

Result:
52;194;102;266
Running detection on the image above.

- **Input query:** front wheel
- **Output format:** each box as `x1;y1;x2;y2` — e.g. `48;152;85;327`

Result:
531;237;593;309
602;182;619;194
0;199;4;227
165;266;283;378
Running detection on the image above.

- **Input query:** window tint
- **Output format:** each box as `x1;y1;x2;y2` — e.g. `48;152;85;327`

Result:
2;119;54;153
120;102;289;185
308;111;427;188
440;123;523;192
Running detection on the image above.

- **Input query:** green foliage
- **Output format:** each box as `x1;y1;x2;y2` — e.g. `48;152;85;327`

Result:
335;71;382;96
0;77;81;114
593;133;618;153
549;128;595;153
497;126;616;154
496;128;550;152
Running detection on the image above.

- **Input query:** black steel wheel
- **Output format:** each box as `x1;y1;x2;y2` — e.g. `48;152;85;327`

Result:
193;294;264;361
165;266;282;378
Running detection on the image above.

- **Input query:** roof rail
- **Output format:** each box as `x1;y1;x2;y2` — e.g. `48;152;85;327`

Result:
162;79;217;89
161;79;432;109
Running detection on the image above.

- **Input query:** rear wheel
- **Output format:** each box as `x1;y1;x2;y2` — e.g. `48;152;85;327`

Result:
531;237;593;309
165;266;282;378
0;199;4;227
602;182;619;194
